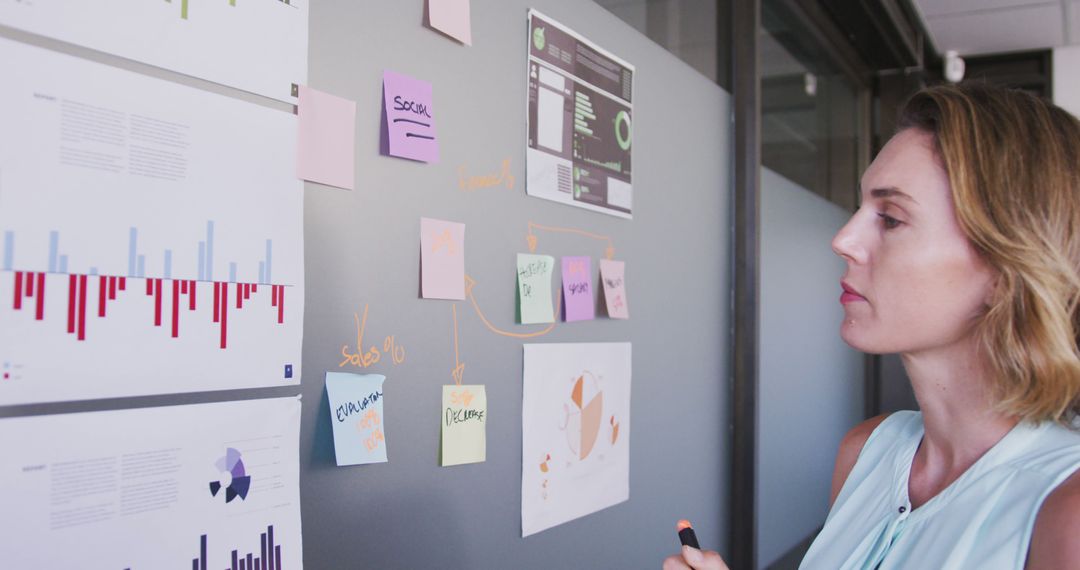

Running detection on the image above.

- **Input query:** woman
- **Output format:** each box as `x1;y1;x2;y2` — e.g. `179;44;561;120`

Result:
665;83;1080;569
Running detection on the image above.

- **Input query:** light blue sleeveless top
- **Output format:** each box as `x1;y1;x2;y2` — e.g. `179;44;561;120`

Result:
800;411;1080;569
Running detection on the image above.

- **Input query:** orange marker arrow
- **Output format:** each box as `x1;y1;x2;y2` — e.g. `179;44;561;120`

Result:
526;221;615;259
463;274;558;339
451;303;465;386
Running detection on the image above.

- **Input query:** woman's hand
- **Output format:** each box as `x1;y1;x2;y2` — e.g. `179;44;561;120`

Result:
662;546;730;570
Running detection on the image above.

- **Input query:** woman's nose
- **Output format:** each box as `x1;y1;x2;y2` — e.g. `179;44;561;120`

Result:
831;216;866;264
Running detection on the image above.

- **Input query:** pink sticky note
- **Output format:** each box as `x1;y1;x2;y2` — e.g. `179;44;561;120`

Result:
429;0;472;45
296;85;357;190
600;259;629;319
382;70;439;163
420;217;465;300
561;256;595;322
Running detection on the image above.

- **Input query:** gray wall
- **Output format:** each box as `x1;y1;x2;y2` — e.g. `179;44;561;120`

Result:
757;168;863;568
300;2;731;567
0;2;733;570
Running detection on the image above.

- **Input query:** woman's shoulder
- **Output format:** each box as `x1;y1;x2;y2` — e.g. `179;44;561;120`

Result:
829;413;899;505
1026;468;1080;568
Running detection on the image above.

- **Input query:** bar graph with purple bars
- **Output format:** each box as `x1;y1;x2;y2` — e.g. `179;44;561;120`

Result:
186;524;282;570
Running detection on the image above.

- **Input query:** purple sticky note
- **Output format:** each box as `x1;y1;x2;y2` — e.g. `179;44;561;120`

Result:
561;256;594;322
599;259;629;319
421;217;465;300
382;70;439;163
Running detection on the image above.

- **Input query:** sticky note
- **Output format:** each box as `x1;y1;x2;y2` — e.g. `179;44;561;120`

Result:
517;253;555;324
296;85;357;190
420;217;465;300
325;372;388;466
429;0;472;46
382;70;439;163
599;259;629;319
561;256;594;322
441;384;486;466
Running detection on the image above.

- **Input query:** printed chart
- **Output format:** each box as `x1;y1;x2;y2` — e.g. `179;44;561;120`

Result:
0;38;304;404
0;0;308;102
522;342;632;537
0;397;303;569
526;10;634;219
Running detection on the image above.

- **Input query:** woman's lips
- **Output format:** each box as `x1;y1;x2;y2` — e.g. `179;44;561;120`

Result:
840;281;867;304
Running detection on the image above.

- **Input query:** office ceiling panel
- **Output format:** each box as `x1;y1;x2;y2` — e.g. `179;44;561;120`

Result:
911;0;1076;55
914;0;1052;18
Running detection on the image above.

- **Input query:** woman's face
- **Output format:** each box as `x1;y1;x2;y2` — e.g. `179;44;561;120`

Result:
831;128;996;355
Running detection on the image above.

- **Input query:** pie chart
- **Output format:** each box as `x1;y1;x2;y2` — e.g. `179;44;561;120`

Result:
565;371;604;460
209;447;251;503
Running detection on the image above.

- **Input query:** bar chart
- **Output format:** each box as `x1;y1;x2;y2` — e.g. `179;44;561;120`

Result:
188;525;285;570
0;38;303;404
4;223;286;349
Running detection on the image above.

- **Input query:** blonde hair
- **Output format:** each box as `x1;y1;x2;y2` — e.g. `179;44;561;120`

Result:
899;83;1080;426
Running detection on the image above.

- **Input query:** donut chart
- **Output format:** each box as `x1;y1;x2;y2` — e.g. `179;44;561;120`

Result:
209;447;251;503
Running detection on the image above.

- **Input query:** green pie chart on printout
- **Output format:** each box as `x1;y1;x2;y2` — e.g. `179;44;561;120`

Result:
615;110;632;151
533;26;546;51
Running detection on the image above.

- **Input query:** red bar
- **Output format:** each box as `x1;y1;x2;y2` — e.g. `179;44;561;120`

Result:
98;275;107;317
78;274;87;341
220;283;228;349
213;283;220;322
119;276;126;291
67;274;77;333
189;280;196;311
171;280;180;338
109;276;117;300
244;283;251;300
25;271;33;296
181;280;188;294
251;284;257;294
154;278;162;327
236;282;242;309
35;272;45;320
146;278;153;295
271;284;277;307
13;271;22;309
277;286;284;324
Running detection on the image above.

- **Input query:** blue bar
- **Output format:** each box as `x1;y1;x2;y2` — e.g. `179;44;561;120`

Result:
265;239;272;284
229;262;237;283
198;242;205;281
59;255;68;273
137;255;146;278
205;221;214;281
89;266;98;276
128;227;138;277
2;231;12;271
48;231;59;273
258;261;265;284
164;249;172;279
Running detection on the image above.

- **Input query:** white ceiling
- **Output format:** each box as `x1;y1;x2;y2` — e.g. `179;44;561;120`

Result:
910;0;1079;56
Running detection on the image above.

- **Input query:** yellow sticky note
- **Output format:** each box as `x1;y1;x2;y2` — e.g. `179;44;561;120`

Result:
441;385;487;466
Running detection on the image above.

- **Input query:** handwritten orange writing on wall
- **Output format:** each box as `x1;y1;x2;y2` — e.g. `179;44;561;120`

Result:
340;304;407;368
458;158;515;192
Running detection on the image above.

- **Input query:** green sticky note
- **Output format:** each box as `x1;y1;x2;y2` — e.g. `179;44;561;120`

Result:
441;385;487;466
517;253;555;324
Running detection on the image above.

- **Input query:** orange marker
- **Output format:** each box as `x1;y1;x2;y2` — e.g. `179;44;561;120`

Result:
677;519;700;549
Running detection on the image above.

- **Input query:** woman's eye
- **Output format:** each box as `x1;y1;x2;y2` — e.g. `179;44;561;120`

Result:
877;212;902;229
